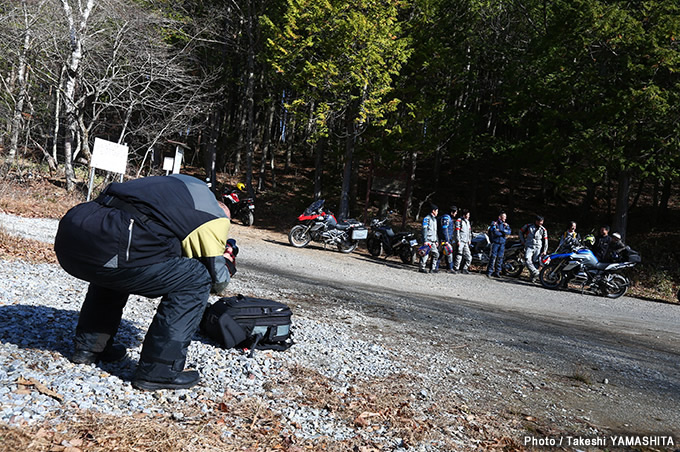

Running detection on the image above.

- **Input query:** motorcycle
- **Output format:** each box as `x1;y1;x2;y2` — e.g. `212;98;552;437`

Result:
366;214;419;264
470;232;524;276
222;188;255;226
288;199;368;253
538;240;639;299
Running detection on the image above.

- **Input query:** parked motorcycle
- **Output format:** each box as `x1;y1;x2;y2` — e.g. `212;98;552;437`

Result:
222;187;255;226
538;240;639;298
366;214;419;264
470;232;524;276
288;200;368;253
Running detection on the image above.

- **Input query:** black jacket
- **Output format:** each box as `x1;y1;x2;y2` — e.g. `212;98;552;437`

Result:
55;174;231;292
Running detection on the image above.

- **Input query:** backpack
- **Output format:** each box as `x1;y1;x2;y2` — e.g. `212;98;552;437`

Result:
200;294;294;357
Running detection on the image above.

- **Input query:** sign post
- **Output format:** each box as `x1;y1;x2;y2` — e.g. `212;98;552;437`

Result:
87;138;129;201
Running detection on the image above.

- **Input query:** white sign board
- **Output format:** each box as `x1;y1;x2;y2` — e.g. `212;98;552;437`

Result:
91;138;129;174
172;147;184;174
162;157;175;171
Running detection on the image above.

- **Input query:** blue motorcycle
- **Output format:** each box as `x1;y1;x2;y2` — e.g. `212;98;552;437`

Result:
539;241;639;299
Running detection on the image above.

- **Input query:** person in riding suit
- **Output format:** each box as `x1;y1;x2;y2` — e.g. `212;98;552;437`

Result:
519;215;549;282
556;221;580;253
419;204;440;273
486;211;511;277
604;232;629;262
54;174;236;391
437;205;457;272
454;209;472;274
593;225;611;262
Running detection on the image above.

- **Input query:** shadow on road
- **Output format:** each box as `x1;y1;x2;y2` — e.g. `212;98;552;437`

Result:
0;304;144;380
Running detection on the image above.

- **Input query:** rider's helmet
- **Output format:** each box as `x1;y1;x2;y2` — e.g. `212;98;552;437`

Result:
417;244;431;257
236;182;246;191
583;234;595;246
441;242;453;256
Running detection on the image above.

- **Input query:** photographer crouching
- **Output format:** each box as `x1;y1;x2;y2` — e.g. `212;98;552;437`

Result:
54;174;237;391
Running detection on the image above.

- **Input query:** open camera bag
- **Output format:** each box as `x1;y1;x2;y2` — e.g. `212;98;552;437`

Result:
200;294;293;357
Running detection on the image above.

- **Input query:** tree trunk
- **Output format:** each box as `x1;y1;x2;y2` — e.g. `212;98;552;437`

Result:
402;150;417;228
580;180;597;219
313;136;326;200
77;112;92;161
612;170;631;240
51;66;65;165
234;102;245;176
60;0;95;192
8;7;31;161
257;101;275;192
305;100;316;158
658;178;672;223
243;0;256;198
338;106;357;220
205;111;220;196
284;115;296;172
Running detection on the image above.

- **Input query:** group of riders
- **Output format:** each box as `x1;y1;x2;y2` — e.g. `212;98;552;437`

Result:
417;203;632;281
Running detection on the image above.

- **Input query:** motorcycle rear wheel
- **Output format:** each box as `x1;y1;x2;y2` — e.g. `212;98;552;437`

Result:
288;225;312;248
602;274;629;299
240;210;254;227
338;238;358;254
366;237;383;257
539;264;563;289
399;247;415;264
502;257;524;277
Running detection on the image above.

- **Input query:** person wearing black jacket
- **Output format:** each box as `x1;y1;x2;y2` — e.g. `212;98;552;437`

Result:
54;174;235;391
593;225;611;262
604;232;629;262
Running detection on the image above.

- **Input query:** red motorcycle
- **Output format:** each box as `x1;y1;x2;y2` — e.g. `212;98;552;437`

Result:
222;184;255;226
288;199;367;253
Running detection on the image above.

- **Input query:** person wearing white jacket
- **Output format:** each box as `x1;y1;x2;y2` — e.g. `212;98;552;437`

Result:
519;215;549;282
419;205;439;273
454;209;472;274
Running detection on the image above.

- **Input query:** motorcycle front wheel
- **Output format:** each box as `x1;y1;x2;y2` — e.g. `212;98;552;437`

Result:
338;238;359;254
240;210;254;227
539;264;563;289
502;256;524;277
366;236;383;257
288;225;312;248
602;274;629;299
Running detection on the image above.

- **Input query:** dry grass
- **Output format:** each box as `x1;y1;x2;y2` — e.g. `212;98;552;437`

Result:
0;225;58;264
0;412;227;452
0;365;530;452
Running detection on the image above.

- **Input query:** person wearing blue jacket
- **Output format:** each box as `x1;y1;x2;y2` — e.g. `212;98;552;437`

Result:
486;211;512;277
437;205;457;272
54;174;235;391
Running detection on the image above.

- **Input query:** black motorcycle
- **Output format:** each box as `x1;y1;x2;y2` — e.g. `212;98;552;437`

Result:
288;199;368;253
222;188;255;226
470;232;524;276
366;214;419;264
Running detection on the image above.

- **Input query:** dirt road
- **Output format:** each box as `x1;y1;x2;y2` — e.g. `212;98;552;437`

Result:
233;224;680;440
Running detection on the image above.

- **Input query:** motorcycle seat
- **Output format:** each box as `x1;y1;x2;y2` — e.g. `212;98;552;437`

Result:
335;223;351;230
593;262;611;270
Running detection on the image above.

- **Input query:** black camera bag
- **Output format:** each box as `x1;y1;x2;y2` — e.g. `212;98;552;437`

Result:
200;294;293;357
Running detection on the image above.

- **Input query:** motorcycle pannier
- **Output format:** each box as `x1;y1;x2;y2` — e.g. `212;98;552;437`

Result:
200;294;293;357
351;227;368;240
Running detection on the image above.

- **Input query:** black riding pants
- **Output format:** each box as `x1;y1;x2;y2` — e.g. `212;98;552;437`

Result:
61;256;211;377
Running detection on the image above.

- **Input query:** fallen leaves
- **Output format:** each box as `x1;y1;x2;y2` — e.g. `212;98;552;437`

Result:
15;376;64;402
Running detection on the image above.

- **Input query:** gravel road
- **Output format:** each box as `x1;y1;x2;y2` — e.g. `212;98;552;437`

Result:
1;212;679;450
